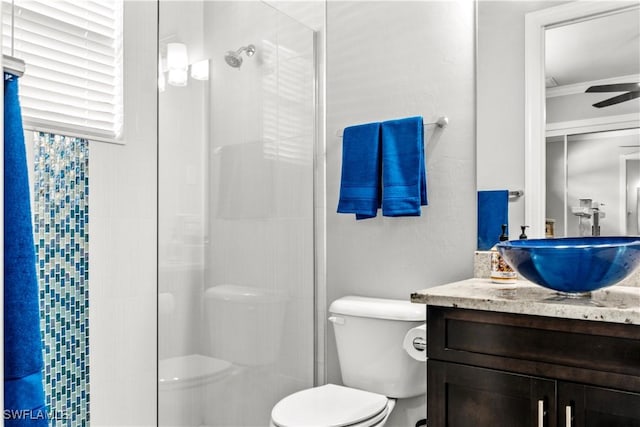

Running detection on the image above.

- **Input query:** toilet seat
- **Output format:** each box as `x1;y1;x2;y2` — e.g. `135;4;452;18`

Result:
159;354;234;389
270;384;390;427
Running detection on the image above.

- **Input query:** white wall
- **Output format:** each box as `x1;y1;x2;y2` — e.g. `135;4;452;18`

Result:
89;2;158;425
326;2;476;424
477;1;566;239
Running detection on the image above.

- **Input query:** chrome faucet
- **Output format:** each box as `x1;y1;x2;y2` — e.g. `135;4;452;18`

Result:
572;199;605;237
592;204;604;236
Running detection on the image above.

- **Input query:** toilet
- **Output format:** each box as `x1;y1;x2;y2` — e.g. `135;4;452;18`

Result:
159;284;289;426
203;284;289;426
158;354;237;427
270;296;426;427
204;284;288;366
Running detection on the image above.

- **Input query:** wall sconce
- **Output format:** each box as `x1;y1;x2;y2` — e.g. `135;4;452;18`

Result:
166;43;189;87
159;42;209;91
191;59;209;81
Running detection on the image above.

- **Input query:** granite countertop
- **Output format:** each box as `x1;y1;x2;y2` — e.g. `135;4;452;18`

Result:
411;278;640;325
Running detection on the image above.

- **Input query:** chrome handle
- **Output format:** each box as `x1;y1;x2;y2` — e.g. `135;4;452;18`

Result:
537;400;544;427
565;405;572;427
412;337;426;351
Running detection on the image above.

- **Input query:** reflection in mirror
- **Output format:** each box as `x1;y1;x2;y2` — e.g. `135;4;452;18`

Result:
542;6;640;237
546;129;640;237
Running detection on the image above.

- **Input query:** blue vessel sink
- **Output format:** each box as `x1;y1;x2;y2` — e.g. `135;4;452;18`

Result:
496;236;640;294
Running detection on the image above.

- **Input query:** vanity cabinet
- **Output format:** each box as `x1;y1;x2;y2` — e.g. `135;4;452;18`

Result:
426;306;640;427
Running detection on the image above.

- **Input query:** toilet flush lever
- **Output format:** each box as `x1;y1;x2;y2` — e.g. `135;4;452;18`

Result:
413;337;426;352
328;316;344;325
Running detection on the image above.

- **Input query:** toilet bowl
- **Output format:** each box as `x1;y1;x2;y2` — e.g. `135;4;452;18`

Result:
269;296;426;427
158;354;236;427
160;284;287;426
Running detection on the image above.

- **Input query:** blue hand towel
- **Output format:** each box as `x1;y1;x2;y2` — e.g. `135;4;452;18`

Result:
337;122;382;220
381;116;427;216
477;190;509;250
4;73;48;425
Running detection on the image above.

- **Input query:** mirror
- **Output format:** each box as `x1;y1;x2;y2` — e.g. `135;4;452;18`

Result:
544;9;640;237
524;2;640;238
546;129;640;237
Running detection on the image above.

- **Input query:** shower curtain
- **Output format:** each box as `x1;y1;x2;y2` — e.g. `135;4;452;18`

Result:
4;73;48;425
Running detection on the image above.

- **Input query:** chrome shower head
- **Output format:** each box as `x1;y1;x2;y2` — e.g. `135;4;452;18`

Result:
224;44;256;69
224;52;243;68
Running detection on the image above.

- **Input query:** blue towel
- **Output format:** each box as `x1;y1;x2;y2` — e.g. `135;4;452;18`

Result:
477;190;509;250
337;122;382;220
4;73;48;425
381;116;427;216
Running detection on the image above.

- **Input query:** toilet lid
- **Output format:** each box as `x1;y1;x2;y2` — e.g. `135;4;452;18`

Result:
271;384;388;427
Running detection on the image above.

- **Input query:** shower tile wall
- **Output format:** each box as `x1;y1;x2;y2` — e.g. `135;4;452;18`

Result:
33;133;90;426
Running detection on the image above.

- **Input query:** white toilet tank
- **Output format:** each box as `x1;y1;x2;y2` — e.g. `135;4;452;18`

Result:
205;284;288;366
329;296;426;399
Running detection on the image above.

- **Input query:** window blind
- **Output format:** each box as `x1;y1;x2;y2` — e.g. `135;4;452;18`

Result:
2;0;124;142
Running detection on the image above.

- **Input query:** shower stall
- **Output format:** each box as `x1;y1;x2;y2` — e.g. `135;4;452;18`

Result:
158;1;318;425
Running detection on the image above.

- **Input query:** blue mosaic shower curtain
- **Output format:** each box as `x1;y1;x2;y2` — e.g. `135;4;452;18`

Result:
3;73;49;425
33;133;90;426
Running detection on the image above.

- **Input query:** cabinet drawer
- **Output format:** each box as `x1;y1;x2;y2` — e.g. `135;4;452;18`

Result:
427;306;640;391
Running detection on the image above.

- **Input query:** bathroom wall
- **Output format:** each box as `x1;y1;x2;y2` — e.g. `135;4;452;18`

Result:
89;1;158;425
326;1;476;424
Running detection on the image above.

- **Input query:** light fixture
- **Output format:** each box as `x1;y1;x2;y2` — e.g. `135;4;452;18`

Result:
167;69;188;87
166;43;188;86
191;59;210;81
158;41;209;91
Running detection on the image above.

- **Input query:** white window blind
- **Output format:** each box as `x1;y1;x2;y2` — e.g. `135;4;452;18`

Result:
2;0;124;142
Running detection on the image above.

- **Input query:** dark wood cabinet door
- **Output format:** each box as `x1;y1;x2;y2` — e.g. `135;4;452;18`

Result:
559;382;640;427
428;360;556;427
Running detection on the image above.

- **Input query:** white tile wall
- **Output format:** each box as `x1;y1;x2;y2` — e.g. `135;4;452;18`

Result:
89;1;158;425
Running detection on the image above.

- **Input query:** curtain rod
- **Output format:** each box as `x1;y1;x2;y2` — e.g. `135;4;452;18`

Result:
3;54;25;77
4;0;25;77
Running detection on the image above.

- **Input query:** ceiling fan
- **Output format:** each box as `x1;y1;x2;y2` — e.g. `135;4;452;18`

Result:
585;83;640;108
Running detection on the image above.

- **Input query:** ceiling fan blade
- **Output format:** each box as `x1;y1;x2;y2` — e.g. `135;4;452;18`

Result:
592;90;640;108
586;83;640;93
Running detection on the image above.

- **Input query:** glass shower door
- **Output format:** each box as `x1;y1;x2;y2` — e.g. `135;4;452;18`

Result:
158;1;316;426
